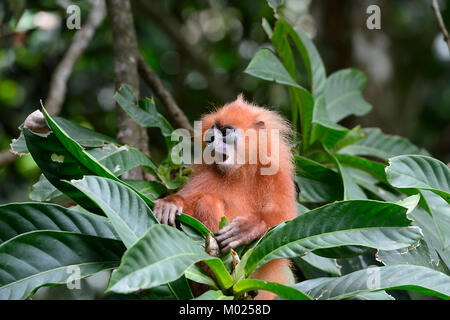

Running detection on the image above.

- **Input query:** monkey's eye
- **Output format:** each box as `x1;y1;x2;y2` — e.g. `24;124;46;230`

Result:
221;125;236;136
204;129;216;144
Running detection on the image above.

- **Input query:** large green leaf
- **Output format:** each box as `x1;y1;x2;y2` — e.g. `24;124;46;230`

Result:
24;109;155;211
377;239;448;274
0;231;125;299
244;48;304;90
70;176;157;249
296;253;341;276
409;207;450;269
245;200;422;275
421;190;450;250
386;155;450;203
324;69;372;122
333;154;387;183
30;143;159;202
338;128;429;160
233;279;311;300
295;156;343;202
53;117;119;148
328;152;367;200
310;95;349;148
106;225;211;294
0;202;118;244
294;265;450;300
291;27;326;97
23;128;102;213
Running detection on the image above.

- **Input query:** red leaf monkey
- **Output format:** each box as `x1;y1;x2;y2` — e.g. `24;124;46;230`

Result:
153;95;296;299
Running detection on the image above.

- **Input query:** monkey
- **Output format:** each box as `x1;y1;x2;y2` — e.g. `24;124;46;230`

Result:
153;95;297;299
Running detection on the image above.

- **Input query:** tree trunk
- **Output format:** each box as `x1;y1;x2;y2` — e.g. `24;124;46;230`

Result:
106;0;149;179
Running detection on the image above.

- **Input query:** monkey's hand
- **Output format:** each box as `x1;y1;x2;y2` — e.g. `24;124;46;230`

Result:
153;197;183;227
215;216;266;252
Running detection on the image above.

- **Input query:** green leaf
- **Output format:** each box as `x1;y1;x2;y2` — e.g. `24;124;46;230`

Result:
352;291;394;300
87;143;157;176
396;194;420;214
297;253;341;276
53;117;119;148
123;180;167;200
311;95;349;147
29;175;64;202
202;258;234;290
386;155;450;203
244;49;304;90
10;131;28;155
291;27;326;98
377;239;449;274
70;176;157;249
245;200;422;275
114;85;174;140
24;112;155;211
219;216;230;229
261;17;273;39
328;152;367;200
185;265;218;289
23;128;103;213
193;290;234;300
233;279;311;300
107;225;211;294
338;128;429;160
324;69;372;122
333;154;387;183
421;190;450;250
41;106;117;181
410;207;450;270
0;231;125;299
176;214;212;237
0;202;118;244
295;176;343;203
347;168;400;202
29;144;159;202
294;265;450;300
295;156;344;202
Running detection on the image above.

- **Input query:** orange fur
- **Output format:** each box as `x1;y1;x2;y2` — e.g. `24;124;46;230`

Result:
160;96;297;299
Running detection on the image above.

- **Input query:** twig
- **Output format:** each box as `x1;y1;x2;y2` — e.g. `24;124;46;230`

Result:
134;0;236;103
431;0;450;53
138;54;193;133
45;0;106;115
0;150;16;168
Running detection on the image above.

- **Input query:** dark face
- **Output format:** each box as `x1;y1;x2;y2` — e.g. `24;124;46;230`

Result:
204;122;239;169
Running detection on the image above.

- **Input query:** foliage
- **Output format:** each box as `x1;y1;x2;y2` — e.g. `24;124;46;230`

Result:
1;1;450;300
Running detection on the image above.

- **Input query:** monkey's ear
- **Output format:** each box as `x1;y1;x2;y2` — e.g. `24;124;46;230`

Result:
254;120;265;129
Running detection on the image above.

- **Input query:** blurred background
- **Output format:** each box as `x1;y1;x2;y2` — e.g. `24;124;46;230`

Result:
0;0;449;206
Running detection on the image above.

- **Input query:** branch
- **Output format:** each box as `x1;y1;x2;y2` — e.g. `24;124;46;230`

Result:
0;150;16;168
134;0;236;103
138;54;193;133
431;0;450;53
45;0;106;115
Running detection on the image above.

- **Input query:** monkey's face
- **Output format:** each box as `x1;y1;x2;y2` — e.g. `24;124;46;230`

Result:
204;122;241;171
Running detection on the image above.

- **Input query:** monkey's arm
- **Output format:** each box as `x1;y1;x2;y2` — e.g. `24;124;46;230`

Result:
215;215;267;252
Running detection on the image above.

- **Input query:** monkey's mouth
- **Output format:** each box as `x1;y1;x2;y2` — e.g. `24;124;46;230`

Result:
211;150;230;163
